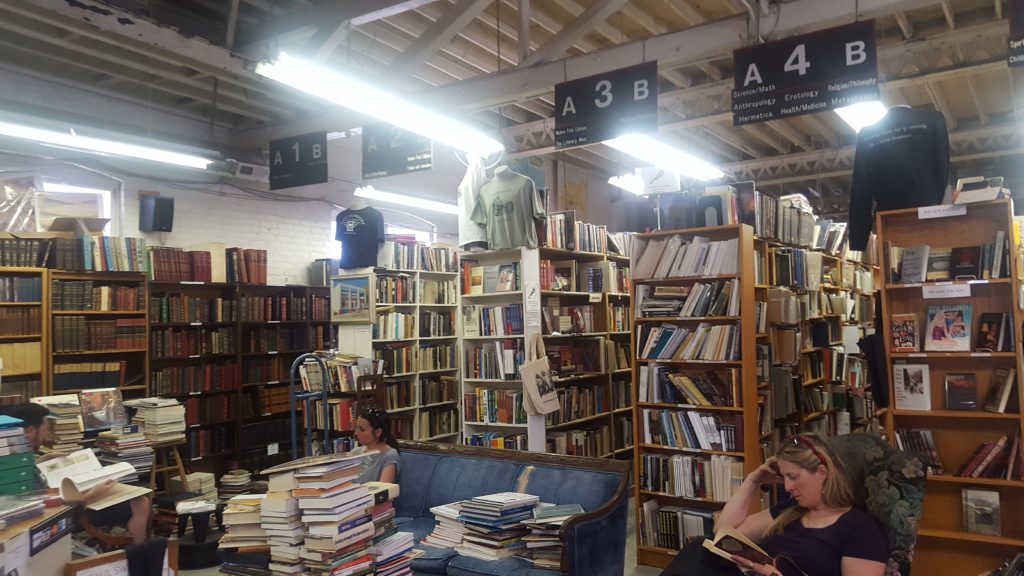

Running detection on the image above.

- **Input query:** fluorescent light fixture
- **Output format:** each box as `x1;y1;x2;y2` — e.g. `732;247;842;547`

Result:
256;52;504;156
608;173;645;196
835;101;888;132
0;121;213;169
604;134;723;181
354;186;458;215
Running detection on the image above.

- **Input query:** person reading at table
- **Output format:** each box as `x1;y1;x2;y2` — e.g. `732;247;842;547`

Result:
0;403;151;544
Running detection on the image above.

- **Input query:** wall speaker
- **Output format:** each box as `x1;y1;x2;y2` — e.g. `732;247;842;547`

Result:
139;196;174;232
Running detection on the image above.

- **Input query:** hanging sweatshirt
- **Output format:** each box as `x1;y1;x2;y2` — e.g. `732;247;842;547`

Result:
848;107;949;251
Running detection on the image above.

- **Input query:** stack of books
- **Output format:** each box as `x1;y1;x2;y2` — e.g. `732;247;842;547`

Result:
366;532;417;576
517;504;583;570
0;415;33;496
0;414;31;456
262;474;304;576
454;492;540;560
95;424;153;484
0;496;45;527
126;397;186;443
420;501;467;548
31;395;83;453
170;471;217;500
219;493;270;552
220;469;256;499
365;482;400;545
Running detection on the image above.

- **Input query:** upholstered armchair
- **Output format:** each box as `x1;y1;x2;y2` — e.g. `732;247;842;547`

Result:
826;433;928;576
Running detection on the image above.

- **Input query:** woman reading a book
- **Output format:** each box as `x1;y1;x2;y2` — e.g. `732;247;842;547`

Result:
662;433;888;576
354;407;401;484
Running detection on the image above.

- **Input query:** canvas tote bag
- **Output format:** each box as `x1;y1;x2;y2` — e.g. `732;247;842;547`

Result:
520;333;560;415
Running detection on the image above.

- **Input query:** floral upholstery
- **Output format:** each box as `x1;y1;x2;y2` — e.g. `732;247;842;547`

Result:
825;433;927;576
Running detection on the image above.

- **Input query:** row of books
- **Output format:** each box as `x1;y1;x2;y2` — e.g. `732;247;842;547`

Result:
547;424;612;457
637;322;741;361
893;364;1017;413
85;236;149;273
148;246;216;282
419;407;459;438
639;280;741;319
956;435;1024;480
544;211;608;254
421;278;458;305
379;236;419;270
0;307;40;336
183;395;236;426
637;366;737;407
541;299;594;335
464;340;523;380
53;281;144;312
53;317;146;352
186;427;232;459
150;294;237;325
421;245;459;273
150;362;239;396
420;378;458;405
53;361;127;391
0;341;41;374
243;326;304;353
419;309;456;338
640;453;744;502
641;409;741;452
544;385;605;426
888;236;1012;284
244;357;286;385
150;327;236;358
547;338;605;376
463;262;519;295
385;380;415;410
226;247;268;285
373;311;416;340
632;235;738;280
376;274;416;304
240;295;317;322
465;432;528;450
463;388;527;424
256;385;290;416
891;308;1015;354
416;343;457;372
640;501;713;551
463;304;524;337
0;276;41;302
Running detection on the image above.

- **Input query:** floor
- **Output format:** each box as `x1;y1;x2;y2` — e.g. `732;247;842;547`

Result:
181;498;662;576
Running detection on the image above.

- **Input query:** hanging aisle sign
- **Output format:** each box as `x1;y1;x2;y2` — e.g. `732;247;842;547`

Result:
554;61;658;149
361;122;433;179
732;20;878;126
269;131;329;190
1010;0;1024;67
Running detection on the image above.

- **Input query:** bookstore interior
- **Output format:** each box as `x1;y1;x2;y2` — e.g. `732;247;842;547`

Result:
2;2;1024;576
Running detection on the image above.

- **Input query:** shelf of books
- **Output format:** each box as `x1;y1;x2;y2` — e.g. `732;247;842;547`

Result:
877;198;1024;575
630;224;759;569
333;242;462;444
460;247;537;451
751;192;881;463
0;267;47;400
50;271;148;400
537;224;634;460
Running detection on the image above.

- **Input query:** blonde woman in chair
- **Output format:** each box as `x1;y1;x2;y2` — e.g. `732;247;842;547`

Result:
662;433;888;576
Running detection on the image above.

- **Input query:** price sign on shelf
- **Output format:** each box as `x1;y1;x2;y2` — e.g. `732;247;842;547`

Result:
731;20;878;126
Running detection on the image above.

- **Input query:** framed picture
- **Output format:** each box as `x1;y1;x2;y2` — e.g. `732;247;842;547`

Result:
331;274;375;323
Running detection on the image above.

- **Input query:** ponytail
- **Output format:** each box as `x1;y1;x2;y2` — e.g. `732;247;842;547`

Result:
359;407;400;453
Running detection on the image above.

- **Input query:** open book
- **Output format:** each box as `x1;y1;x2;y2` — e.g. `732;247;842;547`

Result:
36;448;151;510
702;526;773;566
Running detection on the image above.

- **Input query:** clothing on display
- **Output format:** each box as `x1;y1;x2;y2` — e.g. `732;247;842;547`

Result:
458;154;489;249
848;106;950;251
471;166;544;250
336;203;385;269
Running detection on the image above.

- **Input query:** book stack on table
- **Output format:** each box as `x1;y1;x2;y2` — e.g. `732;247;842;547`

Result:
517;503;584;570
420;501;467;548
219;493;269;553
96;424;153;484
126;397;186;443
453;492;540;561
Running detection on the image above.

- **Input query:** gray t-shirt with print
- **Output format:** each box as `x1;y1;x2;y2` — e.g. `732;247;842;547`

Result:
356;447;401;484
471;171;544;250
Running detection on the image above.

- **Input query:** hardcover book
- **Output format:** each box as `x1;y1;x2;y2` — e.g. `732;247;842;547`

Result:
899;245;930;284
984;367;1017;413
925;249;952;282
890;313;919;353
949;246;982;279
893;364;931;411
944;373;977;410
924;304;973;352
976;312;1009;352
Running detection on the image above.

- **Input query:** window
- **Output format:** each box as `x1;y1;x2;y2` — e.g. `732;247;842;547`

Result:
35;182;112;233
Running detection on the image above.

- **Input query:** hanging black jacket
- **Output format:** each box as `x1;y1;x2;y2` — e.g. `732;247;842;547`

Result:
848;107;950;251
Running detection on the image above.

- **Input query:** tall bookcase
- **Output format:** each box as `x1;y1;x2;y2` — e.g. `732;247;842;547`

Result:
631;224;759;569
877;199;1024;575
333;243;462;444
50;271;148;399
0;267;47;400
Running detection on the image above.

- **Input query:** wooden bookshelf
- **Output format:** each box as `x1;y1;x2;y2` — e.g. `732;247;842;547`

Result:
631;224;758;569
877;199;1024;576
0;267;47;400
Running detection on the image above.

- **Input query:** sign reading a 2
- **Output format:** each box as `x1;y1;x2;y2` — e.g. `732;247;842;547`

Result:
731;20;878;126
362;122;433;179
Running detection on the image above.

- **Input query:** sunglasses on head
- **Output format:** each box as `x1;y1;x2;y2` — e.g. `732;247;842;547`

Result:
790;434;827;468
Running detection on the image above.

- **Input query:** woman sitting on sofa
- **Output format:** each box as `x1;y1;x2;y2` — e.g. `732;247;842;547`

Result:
662;433;888;576
354;406;401;484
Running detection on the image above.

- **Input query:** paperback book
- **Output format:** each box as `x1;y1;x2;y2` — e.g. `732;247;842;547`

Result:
924;304;972;352
890;314;918;353
944;373;977;410
893;364;931;411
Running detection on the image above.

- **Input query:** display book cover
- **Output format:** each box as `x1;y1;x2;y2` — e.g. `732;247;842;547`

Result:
890;313;919;352
962;488;1001;536
924;303;972;352
944;373;977;410
983;367;1018;414
977;312;1013;352
892;363;931;411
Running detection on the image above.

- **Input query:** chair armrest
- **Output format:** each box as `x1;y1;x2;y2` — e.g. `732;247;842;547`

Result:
559;491;629;576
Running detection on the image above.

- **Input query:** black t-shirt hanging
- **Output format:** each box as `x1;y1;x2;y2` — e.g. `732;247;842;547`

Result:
336;206;384;269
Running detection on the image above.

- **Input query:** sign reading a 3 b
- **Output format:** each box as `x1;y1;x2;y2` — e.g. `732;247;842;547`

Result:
554;61;658;149
269;131;328;190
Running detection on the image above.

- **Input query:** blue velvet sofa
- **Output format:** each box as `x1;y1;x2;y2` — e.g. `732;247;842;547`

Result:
393;441;631;576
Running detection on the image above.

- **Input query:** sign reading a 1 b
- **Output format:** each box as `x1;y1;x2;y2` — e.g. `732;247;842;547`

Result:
554;61;658;149
269;131;328;190
732;20;878;126
362;122;433;179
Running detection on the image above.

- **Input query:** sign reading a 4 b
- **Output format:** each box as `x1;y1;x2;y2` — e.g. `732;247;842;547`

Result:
269;131;328;190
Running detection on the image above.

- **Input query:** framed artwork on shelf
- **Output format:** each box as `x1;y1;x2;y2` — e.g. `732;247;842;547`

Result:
331;274;375;323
